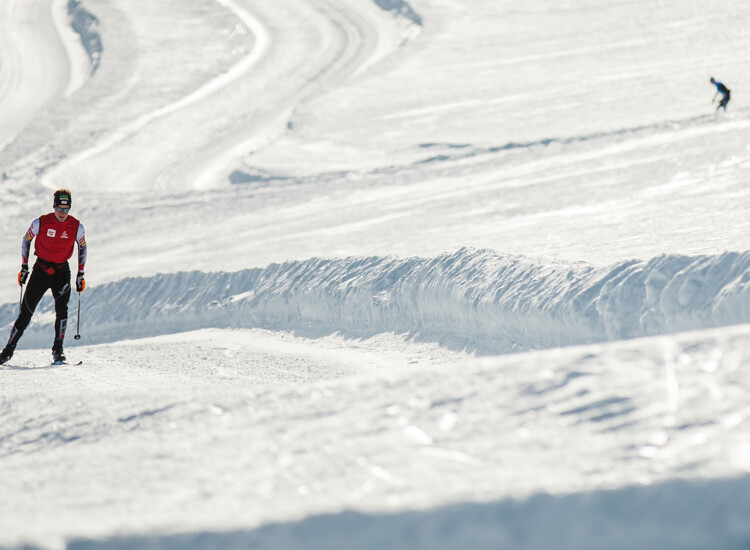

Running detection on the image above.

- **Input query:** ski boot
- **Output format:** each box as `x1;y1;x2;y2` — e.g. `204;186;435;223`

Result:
0;345;14;365
52;338;66;364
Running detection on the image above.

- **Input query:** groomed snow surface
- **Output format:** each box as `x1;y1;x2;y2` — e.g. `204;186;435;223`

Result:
2;0;750;548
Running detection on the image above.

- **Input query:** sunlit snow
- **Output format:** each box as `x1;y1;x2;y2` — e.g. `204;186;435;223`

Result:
2;0;750;548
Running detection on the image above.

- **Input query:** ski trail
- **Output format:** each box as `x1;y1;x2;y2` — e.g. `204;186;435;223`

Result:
0;0;70;150
52;0;91;97
43;0;270;179
43;0;411;193
192;0;371;189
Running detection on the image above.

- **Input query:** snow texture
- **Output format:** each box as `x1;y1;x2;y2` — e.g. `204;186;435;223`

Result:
9;248;750;354
67;0;102;76
2;0;750;548
65;475;750;550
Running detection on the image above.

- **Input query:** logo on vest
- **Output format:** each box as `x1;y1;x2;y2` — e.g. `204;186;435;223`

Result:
47;229;56;237
61;231;69;239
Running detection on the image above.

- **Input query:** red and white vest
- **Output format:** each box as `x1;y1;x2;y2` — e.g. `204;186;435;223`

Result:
34;213;82;264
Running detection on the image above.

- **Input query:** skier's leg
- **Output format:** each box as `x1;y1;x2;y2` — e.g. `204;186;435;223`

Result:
5;264;51;349
51;264;71;359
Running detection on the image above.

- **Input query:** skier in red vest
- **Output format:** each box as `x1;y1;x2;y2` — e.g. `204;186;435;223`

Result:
0;189;87;364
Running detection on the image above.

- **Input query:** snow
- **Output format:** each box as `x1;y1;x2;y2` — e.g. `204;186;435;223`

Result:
10;248;750;355
2;0;750;548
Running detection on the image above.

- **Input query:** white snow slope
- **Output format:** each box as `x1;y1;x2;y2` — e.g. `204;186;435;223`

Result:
2;0;750;548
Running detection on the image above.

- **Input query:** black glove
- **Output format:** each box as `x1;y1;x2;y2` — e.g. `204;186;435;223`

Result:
18;264;28;286
76;271;86;293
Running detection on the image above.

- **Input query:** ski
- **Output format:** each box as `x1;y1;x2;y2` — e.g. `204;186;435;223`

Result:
52;360;83;366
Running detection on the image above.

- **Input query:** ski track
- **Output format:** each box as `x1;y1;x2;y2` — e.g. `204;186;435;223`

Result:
4;1;750;549
47;0;271;171
0;0;69;149
60;0;101;95
4;247;750;354
67;0;103;77
41;0;420;193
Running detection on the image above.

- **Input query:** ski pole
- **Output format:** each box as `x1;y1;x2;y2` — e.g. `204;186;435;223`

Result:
74;292;81;340
19;283;23;314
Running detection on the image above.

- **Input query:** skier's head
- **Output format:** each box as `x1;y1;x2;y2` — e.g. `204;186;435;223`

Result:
53;189;71;209
53;189;71;221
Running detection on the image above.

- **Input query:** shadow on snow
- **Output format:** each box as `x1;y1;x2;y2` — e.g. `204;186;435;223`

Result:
64;474;750;550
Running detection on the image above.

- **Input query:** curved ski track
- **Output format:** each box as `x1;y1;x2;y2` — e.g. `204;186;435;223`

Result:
0;0;71;149
40;0;415;193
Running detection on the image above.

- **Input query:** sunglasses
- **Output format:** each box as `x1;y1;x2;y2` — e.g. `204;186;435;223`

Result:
54;206;70;213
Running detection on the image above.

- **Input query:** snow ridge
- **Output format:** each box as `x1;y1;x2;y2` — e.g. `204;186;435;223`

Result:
4;248;750;352
372;0;423;26
67;0;102;76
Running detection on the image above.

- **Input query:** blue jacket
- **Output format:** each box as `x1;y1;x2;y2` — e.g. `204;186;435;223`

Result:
713;80;729;97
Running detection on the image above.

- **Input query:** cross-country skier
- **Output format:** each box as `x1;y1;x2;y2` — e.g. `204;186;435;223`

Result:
710;77;731;111
0;189;86;365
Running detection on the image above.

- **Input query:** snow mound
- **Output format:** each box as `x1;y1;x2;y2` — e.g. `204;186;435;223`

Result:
4;248;750;352
372;0;423;26
68;0;102;76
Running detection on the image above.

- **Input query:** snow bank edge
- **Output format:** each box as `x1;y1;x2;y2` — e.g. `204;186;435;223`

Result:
3;247;750;353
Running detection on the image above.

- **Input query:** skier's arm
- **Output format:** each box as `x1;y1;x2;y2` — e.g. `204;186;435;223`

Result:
75;224;87;292
21;218;40;265
76;223;87;272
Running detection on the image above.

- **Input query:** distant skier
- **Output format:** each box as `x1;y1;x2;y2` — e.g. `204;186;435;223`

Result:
0;189;87;365
710;77;731;111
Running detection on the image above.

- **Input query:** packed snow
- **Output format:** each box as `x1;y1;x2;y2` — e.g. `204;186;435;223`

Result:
2;0;750;548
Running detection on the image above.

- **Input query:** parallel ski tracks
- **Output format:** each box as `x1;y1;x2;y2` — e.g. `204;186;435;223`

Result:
41;0;395;193
158;0;382;192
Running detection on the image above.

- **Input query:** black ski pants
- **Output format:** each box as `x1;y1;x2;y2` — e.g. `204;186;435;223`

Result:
8;261;71;348
719;91;731;110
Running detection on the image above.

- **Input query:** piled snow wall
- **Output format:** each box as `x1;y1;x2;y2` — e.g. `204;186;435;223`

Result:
4;248;750;353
